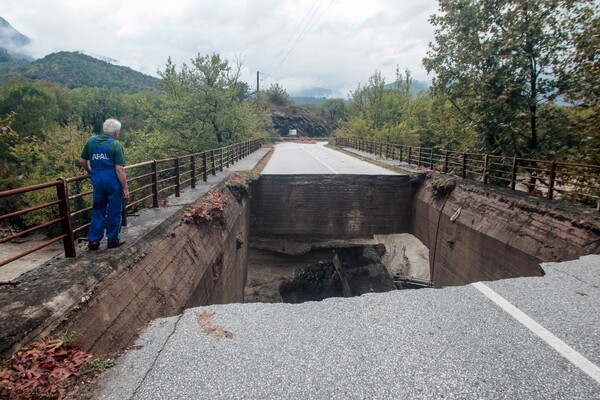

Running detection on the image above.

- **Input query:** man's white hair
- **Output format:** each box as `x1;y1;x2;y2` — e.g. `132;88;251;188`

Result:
103;118;122;135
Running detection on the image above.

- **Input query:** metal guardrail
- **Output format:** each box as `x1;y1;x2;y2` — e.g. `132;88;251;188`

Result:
335;137;600;211
0;139;263;268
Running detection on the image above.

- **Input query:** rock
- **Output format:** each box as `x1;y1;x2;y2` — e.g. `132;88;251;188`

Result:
270;104;337;137
333;246;396;296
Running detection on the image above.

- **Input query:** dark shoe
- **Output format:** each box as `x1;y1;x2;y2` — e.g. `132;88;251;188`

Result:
107;240;126;249
88;241;99;251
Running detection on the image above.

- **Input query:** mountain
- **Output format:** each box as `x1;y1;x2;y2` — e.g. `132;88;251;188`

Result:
290;96;329;105
290;79;430;105
22;51;160;93
0;16;32;60
0;17;158;93
289;86;333;98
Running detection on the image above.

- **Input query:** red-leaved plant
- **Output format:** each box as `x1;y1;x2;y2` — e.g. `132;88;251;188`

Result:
181;189;228;225
0;337;94;399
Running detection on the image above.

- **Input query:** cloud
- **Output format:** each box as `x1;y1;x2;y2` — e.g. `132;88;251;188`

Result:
0;0;437;97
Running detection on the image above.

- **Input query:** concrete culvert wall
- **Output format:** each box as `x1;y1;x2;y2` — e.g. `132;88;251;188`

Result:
250;175;417;239
248;173;600;301
412;175;600;286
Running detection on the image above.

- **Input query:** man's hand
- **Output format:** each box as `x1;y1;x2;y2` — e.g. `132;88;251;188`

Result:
115;165;129;200
78;158;91;174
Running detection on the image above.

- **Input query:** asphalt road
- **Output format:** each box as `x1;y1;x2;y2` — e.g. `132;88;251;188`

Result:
94;255;600;400
261;142;398;175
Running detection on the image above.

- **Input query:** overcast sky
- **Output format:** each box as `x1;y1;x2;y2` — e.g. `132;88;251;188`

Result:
1;0;439;97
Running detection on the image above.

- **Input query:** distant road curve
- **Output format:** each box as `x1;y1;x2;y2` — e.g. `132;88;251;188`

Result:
261;142;398;175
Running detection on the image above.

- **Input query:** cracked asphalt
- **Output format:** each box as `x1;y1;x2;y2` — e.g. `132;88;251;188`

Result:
94;255;600;400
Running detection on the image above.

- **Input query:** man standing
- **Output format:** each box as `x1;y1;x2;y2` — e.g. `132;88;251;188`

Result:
79;118;129;250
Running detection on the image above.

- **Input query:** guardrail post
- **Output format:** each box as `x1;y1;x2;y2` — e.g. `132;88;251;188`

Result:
174;157;180;197
547;161;556;200
191;155;196;189
444;151;449;173
151;160;159;208
483;154;489;184
226;146;231;168
56;178;76;258
210;150;216;176
122;202;128;227
430;149;434;169
418;148;422;167
510;157;517;190
462;153;467;179
408;147;412;165
399;146;403;163
219;148;224;172
202;151;208;182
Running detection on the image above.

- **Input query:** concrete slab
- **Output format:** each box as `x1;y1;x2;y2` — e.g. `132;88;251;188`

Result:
93;255;600;400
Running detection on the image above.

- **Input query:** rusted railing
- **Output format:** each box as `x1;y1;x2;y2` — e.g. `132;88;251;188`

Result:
0;139;263;268
335;137;600;211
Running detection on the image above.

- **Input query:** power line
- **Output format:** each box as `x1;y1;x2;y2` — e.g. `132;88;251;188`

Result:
261;0;336;89
271;0;325;75
264;1;321;75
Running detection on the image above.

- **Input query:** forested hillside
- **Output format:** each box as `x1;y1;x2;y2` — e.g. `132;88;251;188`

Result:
21;52;160;93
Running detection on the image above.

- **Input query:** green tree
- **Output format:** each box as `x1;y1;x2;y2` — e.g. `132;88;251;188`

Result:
71;87;125;133
320;98;348;122
560;10;600;107
8;124;91;226
0;77;61;140
264;83;290;106
347;71;386;132
423;0;595;158
144;54;267;155
339;70;424;145
0;112;20;191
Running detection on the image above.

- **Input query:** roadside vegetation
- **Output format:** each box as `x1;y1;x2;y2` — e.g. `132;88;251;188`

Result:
335;0;598;167
0;53;271;226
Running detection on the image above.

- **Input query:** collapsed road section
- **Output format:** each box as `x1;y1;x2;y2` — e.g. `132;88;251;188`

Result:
1;145;599;363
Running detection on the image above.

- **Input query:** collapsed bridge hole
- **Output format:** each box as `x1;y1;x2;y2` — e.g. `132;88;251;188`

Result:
245;234;432;304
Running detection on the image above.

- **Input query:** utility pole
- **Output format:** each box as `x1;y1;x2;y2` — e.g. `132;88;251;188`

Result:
256;71;260;94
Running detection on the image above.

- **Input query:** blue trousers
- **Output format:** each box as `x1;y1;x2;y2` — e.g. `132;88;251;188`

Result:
88;170;123;243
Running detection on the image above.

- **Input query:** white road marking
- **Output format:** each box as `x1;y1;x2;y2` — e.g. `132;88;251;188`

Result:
472;281;600;384
300;145;340;174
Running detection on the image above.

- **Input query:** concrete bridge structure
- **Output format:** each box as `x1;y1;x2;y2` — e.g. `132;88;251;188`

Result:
1;141;599;399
